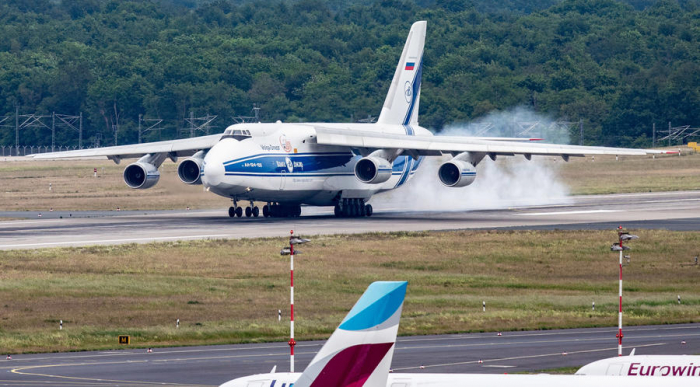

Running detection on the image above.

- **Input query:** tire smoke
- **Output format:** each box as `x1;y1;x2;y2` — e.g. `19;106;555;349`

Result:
372;107;573;212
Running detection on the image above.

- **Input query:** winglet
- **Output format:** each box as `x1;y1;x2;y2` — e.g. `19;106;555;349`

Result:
293;281;407;387
377;21;426;126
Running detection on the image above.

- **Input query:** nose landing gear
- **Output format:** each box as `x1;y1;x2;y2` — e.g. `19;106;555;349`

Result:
334;198;372;218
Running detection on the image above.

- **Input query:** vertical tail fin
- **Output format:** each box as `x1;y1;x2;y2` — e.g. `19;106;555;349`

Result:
293;281;407;387
377;21;426;127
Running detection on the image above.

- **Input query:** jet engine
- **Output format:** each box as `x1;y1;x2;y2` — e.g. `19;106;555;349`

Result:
355;156;392;184
123;162;160;189
437;159;477;187
177;151;205;185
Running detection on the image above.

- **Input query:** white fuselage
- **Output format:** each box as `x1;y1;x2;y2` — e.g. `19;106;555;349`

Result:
576;355;700;377
201;122;430;205
220;371;695;387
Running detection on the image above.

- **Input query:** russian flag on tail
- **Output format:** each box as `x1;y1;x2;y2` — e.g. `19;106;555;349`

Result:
405;62;415;70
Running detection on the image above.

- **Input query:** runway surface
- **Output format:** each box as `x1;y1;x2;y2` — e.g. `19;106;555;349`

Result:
1;323;698;386
1;191;700;250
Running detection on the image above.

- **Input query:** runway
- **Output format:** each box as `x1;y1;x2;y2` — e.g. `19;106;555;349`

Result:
1;191;700;250
1;323;698;386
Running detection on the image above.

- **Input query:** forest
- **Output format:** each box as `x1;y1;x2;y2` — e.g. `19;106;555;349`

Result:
1;0;699;148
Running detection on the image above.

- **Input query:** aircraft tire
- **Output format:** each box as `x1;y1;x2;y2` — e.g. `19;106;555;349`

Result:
235;206;243;217
263;205;270;217
334;205;341;217
294;205;301;217
359;202;366;217
245;207;252;217
252;206;260;217
365;204;373;217
228;207;235;218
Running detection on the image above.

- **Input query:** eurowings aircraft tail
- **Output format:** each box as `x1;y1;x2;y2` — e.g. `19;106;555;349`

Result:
377;21;426;127
292;281;407;387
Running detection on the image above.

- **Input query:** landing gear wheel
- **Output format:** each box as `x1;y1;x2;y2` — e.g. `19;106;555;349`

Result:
235;206;243;217
334;205;341;217
365;204;373;217
294;205;302;217
263;205;270;217
228;207;235;218
245;207;252;217
359;202;366;217
252;206;260;217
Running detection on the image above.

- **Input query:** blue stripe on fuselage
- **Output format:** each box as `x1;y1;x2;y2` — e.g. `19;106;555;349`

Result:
223;152;353;175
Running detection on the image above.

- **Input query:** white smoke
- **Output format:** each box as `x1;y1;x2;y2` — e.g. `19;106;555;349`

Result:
371;107;573;211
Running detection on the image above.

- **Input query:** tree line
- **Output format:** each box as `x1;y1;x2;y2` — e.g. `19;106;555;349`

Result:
1;0;699;148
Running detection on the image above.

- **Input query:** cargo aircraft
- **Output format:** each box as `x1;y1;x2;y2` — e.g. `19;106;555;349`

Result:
33;21;674;218
219;281;694;387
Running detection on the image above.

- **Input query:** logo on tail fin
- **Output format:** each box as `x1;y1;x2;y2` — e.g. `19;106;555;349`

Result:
294;281;407;387
377;21;426;126
404;82;413;103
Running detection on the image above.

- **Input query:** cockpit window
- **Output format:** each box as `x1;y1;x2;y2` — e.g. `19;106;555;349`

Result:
221;128;252;141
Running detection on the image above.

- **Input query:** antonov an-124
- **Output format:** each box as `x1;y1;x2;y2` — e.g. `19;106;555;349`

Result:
33;21;675;218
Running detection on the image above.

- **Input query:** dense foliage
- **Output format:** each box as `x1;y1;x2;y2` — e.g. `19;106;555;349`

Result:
1;0;699;147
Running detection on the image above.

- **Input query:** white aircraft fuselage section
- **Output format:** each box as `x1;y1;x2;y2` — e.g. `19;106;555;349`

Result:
201;122;428;205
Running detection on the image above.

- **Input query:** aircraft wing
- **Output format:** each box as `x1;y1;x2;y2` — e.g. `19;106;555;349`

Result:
313;127;675;158
29;134;221;161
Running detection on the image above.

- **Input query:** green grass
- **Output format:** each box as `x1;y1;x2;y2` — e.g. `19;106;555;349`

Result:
0;230;698;353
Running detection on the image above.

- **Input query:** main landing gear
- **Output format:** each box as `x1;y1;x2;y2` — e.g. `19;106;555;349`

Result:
334;198;372;218
228;200;260;218
263;202;302;218
228;200;301;218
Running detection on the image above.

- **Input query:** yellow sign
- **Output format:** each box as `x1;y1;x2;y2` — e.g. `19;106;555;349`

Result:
118;335;130;345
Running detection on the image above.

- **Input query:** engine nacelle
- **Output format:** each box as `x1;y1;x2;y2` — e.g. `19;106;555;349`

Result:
355;156;393;184
123;162;160;189
178;157;204;185
438;159;477;187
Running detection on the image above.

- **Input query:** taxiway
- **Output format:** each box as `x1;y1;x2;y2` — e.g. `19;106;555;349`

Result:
1;323;697;386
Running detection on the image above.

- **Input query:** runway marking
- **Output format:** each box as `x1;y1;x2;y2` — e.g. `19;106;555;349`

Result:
11;361;211;386
396;324;700;343
482;365;515;368
518;210;620;216
395;332;700;351
3;342;323;363
391;342;668;371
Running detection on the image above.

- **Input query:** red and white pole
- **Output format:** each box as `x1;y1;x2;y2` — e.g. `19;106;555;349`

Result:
617;231;624;356
288;230;296;372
